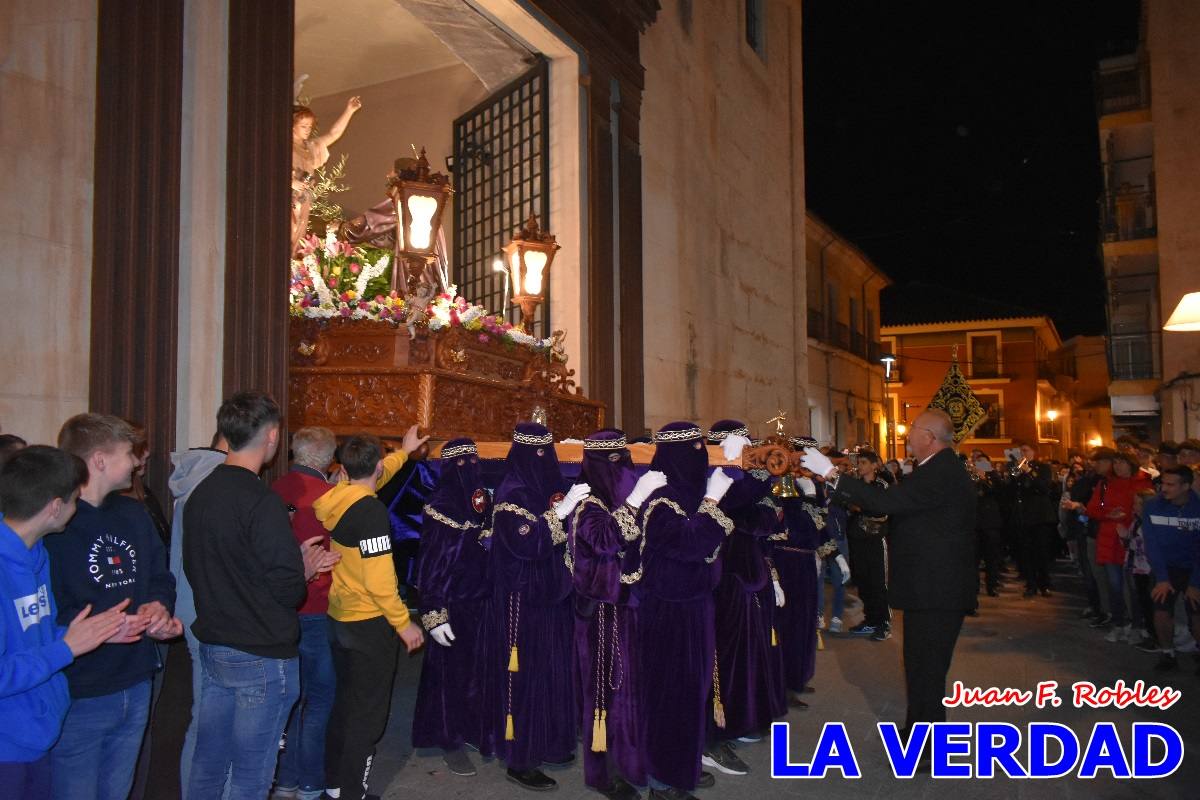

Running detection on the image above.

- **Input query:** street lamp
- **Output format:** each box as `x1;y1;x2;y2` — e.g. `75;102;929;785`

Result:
388;148;452;295
880;352;897;380
1164;292;1200;331
1046;409;1059;422
501;214;560;331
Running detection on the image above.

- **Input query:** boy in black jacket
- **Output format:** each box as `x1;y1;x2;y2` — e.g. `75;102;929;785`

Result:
46;414;181;800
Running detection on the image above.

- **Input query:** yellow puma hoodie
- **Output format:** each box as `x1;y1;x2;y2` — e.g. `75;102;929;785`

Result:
313;450;412;630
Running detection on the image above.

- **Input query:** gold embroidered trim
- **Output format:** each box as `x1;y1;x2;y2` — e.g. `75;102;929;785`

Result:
544;510;567;545
421;609;449;631
614;504;640;542
494;502;538;523
805;502;827;530
513;430;553;445
477;528;493;543
653;427;702;443
422;504;482;531
698;500;734;536
768;529;789;541
619;533;647;584
440;443;477;459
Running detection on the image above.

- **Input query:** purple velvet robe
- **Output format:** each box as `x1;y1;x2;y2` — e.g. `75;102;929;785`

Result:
491;486;576;770
775;496;824;692
636;486;732;791
710;473;788;740
570;496;645;789
411;511;495;754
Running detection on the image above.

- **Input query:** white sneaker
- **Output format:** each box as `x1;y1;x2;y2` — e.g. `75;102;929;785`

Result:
1104;624;1131;643
829;617;844;634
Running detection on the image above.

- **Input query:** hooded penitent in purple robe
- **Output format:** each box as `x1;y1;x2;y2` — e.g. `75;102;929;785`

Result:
412;438;495;755
569;429;645;790
636;422;734;792
772;436;825;693
706;420;788;742
490;423;576;770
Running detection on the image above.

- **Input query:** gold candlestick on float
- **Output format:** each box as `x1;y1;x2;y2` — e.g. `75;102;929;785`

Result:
501;214;560;331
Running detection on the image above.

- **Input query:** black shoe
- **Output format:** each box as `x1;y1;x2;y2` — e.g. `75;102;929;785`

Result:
986;588;1000;597
1155;653;1178;672
1133;636;1160;653
1039;588;1051;598
1088;613;1112;629
697;771;715;789
543;753;576;769
1080;607;1100;619
965;608;980;617
701;743;749;775
649;789;698;800
507;768;558;791
788;694;809;709
871;625;893;640
847;623;876;637
802;685;816;693
601;776;642;800
443;747;477;776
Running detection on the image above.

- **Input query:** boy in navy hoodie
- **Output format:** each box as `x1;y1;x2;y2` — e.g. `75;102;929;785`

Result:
0;446;133;798
46;414;181;800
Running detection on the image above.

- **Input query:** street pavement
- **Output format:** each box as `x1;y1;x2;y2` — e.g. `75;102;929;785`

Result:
368;562;1198;800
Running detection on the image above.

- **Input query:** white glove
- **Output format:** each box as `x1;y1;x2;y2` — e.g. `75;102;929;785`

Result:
835;554;850;584
721;434;752;462
801;447;836;480
555;483;591;520
625;470;668;509
796;476;817;498
773;579;786;608
430;623;455;647
704;468;734;503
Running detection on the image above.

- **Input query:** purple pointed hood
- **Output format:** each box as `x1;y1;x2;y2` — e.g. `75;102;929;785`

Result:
428;437;484;523
706;419;750;444
494;422;565;511
579;428;636;508
650;421;708;510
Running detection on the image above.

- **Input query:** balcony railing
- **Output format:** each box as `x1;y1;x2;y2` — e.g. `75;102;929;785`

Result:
1100;188;1156;242
807;308;883;365
1107;331;1160;381
1096;57;1150;117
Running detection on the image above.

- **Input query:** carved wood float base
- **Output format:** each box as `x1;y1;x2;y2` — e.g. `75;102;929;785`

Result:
288;317;605;440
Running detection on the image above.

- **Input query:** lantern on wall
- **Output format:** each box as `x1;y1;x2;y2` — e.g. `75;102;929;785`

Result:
501;214;560;330
387;148;452;294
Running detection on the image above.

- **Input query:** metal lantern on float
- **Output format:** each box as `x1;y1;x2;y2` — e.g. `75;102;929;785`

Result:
501;214;560;330
388;148;452;293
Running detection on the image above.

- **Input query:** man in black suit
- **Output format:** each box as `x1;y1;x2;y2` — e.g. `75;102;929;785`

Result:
803;409;976;730
1011;442;1059;598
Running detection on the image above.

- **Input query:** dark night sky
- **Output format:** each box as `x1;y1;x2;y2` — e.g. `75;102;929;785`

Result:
802;2;1142;339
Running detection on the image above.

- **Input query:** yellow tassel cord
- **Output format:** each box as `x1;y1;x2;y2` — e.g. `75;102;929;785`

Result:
771;627;778;647
505;592;521;741
712;651;726;729
591;709;608;753
817;629;824;651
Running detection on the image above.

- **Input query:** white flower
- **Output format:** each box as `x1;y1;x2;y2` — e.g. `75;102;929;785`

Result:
324;228;338;258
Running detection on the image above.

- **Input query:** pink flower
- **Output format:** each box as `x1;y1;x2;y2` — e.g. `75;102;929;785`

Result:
478;334;489;343
328;277;339;288
340;292;350;302
339;307;351;317
349;262;360;274
449;310;460;325
375;295;385;304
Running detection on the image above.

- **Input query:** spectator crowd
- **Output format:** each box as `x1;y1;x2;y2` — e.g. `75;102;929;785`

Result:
1;399;1198;800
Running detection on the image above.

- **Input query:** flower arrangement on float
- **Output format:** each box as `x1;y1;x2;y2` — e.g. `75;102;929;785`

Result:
289;230;553;352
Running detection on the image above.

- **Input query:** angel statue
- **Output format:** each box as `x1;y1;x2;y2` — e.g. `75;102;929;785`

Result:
292;95;362;254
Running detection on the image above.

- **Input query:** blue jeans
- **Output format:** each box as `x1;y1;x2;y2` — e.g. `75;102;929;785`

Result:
50;680;152;800
821;556;846;620
1103;563;1127;627
188;644;300;800
276;614;336;797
